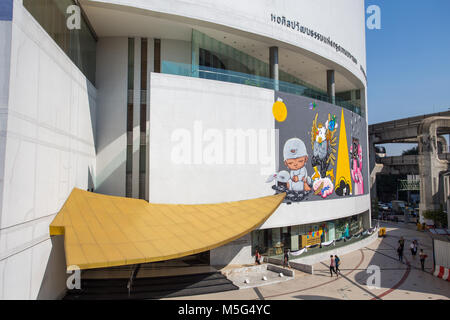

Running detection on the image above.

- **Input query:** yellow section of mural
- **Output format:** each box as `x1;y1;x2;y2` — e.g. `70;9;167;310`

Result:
272;99;288;122
334;109;352;195
50;188;285;270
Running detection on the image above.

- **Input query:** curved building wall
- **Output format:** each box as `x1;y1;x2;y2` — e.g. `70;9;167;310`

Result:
88;0;367;85
149;73;369;226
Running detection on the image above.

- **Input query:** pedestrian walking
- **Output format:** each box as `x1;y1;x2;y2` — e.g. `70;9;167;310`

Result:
334;255;341;275
329;255;337;277
255;249;261;265
419;249;428;271
283;249;290;268
410;242;415;257
398;237;405;250
397;244;404;262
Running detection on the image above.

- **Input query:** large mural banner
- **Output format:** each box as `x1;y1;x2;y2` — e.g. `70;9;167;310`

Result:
267;92;368;204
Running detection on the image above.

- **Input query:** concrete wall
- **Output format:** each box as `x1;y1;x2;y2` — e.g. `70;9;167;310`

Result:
266;257;311;274
0;1;96;299
95;37;154;199
0;18;12;237
95;37;128;196
261;196;371;229
149;72;276;204
434;239;450;269
210;234;253;266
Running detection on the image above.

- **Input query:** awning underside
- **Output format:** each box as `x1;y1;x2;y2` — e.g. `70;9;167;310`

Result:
50;189;285;270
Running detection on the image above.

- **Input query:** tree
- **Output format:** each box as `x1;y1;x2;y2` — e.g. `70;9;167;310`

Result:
402;146;418;156
423;208;448;228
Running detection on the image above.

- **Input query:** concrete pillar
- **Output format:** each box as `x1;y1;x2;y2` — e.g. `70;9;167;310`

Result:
269;46;279;91
290;226;300;251
437;136;447;154
327;70;335;105
369;134;378;202
445;175;450;228
418;117;450;224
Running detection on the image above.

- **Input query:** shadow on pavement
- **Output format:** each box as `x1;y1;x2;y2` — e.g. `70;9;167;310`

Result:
352;223;450;299
293;295;341;300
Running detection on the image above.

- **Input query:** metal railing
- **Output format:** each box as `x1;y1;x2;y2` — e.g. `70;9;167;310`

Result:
161;61;363;116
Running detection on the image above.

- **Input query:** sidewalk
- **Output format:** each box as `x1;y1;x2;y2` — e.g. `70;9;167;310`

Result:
164;223;450;300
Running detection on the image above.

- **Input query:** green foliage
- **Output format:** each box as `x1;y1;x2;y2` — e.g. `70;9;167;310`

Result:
423;209;448;228
402;146;419;156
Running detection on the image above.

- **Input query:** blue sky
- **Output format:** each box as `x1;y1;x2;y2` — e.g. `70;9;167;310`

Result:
365;0;450;155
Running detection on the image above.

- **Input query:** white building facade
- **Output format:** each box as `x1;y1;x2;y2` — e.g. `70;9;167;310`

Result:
0;0;370;299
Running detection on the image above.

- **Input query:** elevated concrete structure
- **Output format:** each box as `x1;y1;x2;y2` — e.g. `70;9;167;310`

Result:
418;117;450;221
369;111;450;144
378;155;420;175
369;113;450;224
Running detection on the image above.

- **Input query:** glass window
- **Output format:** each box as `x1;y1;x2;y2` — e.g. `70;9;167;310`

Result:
23;0;97;84
252;212;369;256
192;30;326;95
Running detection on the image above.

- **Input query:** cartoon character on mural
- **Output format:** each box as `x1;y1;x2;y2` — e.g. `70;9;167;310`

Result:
266;171;290;192
351;138;364;195
344;223;350;238
310;113;338;198
267;96;366;202
312;178;334;199
266;138;312;203
283;138;312;192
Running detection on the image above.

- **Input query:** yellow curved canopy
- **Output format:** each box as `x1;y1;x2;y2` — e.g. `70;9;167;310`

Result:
50;189;285;270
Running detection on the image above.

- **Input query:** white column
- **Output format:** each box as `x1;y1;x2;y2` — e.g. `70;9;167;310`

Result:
146;39;154;201
290;226;299;251
0;16;12;227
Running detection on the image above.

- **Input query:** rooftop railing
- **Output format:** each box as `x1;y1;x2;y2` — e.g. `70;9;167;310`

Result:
162;61;363;116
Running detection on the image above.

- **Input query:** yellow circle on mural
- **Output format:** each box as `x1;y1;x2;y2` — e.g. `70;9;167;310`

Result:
272;100;287;122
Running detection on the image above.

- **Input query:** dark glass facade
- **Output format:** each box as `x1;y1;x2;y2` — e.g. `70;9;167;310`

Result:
23;0;96;84
252;213;367;256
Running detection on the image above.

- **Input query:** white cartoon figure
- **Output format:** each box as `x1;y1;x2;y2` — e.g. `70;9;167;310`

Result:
311;113;338;182
266;171;290;191
283;138;312;192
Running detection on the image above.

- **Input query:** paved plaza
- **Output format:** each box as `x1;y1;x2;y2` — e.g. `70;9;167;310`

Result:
165;222;450;300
